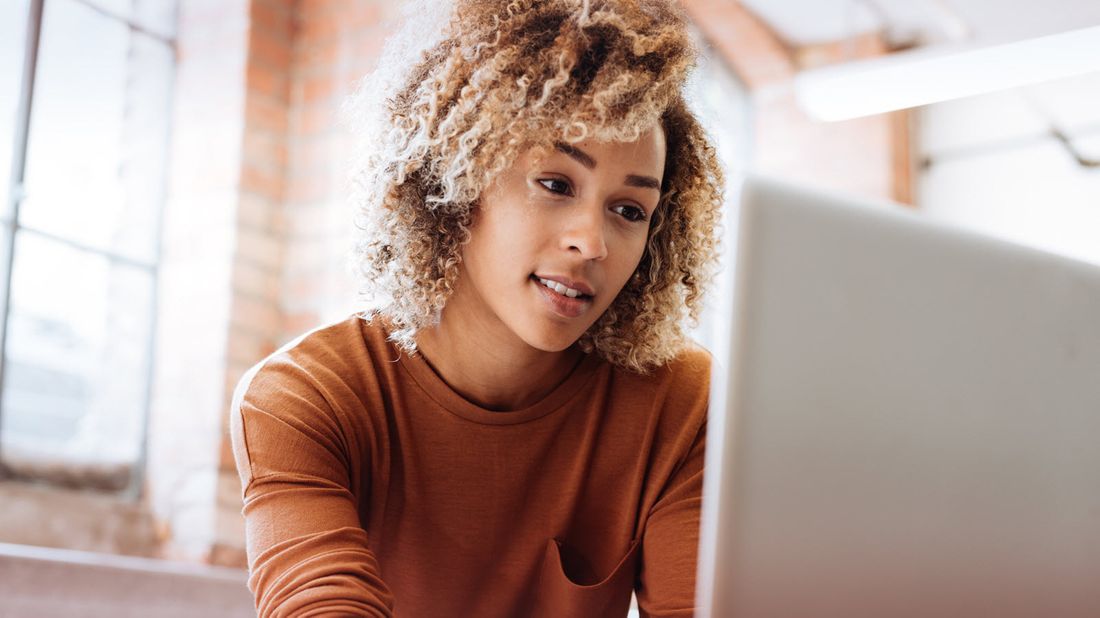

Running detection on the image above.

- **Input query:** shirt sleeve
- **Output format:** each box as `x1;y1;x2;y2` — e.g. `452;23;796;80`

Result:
229;356;394;618
635;416;706;618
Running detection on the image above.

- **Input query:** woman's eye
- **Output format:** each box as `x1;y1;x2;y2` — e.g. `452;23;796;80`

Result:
537;178;571;195
613;204;648;223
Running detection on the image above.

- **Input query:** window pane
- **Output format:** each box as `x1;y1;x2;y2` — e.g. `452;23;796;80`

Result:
84;0;178;40
0;232;154;488
1;0;30;221
20;0;174;264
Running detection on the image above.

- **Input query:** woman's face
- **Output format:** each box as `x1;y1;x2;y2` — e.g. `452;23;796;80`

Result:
455;125;666;353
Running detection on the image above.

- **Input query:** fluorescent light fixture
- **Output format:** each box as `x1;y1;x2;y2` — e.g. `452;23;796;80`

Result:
795;24;1100;121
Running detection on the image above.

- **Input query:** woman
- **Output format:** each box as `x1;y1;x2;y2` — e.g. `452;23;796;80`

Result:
230;0;724;616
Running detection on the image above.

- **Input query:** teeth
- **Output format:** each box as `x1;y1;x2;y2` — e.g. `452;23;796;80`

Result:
538;277;584;298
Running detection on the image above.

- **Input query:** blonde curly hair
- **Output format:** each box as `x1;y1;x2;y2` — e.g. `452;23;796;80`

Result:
344;0;725;374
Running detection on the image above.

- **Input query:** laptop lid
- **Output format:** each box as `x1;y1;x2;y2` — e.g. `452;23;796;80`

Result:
696;176;1100;618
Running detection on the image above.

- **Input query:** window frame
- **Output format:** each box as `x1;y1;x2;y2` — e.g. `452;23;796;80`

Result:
0;0;177;501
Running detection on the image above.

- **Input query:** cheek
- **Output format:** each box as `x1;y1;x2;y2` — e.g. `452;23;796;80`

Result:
596;239;647;305
615;233;649;276
465;209;540;274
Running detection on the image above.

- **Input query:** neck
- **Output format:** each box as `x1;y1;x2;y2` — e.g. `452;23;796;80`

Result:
413;301;584;412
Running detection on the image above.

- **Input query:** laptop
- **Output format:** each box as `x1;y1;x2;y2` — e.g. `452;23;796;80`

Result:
695;176;1100;618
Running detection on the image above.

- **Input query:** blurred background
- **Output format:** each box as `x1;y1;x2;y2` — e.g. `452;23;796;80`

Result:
0;0;1097;613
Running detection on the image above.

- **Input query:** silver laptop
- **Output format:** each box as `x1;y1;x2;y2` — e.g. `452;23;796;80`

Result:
695;176;1100;618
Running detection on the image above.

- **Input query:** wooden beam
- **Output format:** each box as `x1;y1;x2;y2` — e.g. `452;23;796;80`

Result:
679;0;795;90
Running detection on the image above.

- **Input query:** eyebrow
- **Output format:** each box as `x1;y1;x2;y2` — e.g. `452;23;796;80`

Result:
553;141;662;192
554;142;595;169
624;174;660;190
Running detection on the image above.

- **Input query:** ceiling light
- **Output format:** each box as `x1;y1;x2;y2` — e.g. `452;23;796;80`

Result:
794;24;1100;121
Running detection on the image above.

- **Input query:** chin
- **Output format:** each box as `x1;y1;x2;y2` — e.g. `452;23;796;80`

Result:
519;323;586;353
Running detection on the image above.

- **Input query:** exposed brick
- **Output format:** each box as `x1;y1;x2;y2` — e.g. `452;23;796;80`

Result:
346;3;384;32
242;133;289;178
283;201;337;239
283;269;332;302
230;293;283;339
294;100;338;135
286;166;336;203
245;92;290;135
232;255;281;301
250;0;293;40
235;225;283;271
281;233;335;276
0;482;160;557
297;0;348;16
301;70;340;104
288;133;335;178
249;26;293;71
209;543;249;569
240;157;286;200
294;37;339;69
297;8;341;43
227;328;276;368
246;62;289;101
236;192;279;232
281;310;322;338
219;440;237;476
351;31;387;68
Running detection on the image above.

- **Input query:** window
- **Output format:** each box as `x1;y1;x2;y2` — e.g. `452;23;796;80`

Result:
0;0;177;495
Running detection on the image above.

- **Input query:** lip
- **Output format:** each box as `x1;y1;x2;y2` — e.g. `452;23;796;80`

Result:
530;275;593;318
532;273;596;297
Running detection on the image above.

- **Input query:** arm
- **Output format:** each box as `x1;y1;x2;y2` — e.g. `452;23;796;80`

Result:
635;418;706;618
229;357;394;617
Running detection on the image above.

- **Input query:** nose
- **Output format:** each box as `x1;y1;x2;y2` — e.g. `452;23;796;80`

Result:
561;204;608;261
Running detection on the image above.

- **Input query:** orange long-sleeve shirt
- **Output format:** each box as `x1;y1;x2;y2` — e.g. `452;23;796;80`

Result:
229;313;710;617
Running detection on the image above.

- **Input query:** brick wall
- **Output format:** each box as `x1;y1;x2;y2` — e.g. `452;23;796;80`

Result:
208;0;402;568
210;0;293;569
279;0;396;337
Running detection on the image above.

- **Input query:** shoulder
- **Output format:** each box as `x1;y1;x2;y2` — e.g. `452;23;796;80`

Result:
657;341;712;421
661;341;713;386
609;340;712;400
602;340;712;430
236;314;347;390
229;313;392;476
231;312;393;418
598;342;711;491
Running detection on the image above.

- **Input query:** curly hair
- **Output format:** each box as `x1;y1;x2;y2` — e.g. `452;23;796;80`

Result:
343;0;725;374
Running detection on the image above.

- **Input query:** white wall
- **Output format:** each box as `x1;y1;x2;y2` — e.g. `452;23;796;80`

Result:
916;71;1100;267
